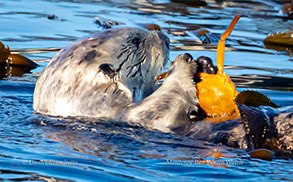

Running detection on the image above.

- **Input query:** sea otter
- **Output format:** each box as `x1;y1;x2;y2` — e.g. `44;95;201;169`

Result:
33;26;202;133
33;27;292;153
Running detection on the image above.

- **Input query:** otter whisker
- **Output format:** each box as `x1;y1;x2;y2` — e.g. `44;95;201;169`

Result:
126;50;146;78
117;49;136;72
117;47;129;59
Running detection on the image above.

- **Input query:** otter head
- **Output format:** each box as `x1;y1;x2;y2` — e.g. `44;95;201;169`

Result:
96;27;170;101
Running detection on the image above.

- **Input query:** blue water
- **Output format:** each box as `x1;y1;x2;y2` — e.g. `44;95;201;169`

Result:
0;0;293;181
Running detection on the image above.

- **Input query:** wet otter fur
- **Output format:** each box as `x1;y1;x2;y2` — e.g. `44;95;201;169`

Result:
33;27;292;153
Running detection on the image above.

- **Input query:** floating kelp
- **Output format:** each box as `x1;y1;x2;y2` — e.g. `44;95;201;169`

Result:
0;65;35;79
0;40;10;63
7;54;38;68
1;41;37;68
0;41;38;79
249;149;273;160
236;90;279;108
264;31;293;53
264;31;293;46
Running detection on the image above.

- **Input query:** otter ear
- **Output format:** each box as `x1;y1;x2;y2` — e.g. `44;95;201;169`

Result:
99;64;117;79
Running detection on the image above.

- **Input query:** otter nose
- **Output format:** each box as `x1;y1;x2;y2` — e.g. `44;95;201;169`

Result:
156;32;170;50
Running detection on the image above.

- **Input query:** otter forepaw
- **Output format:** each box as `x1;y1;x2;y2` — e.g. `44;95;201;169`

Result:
171;53;198;77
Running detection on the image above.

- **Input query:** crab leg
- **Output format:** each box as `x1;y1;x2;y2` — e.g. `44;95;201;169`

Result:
156;15;242;80
217;15;241;74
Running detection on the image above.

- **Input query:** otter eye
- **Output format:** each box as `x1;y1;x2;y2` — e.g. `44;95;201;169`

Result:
132;37;141;46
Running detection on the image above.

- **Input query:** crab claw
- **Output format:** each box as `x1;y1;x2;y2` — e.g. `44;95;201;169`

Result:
196;15;242;117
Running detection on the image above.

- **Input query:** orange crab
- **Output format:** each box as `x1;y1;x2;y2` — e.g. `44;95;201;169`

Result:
157;15;243;118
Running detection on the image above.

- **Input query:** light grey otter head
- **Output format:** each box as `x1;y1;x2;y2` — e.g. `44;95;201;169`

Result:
92;27;170;101
33;27;169;117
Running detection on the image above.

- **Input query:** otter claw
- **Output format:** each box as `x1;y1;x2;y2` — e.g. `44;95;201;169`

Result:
183;53;194;63
175;53;194;63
